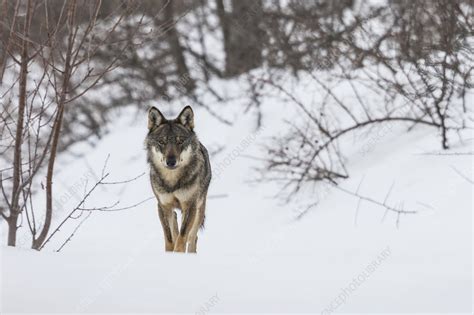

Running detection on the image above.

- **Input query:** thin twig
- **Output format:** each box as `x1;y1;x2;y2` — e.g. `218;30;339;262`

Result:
208;194;229;199
450;165;474;185
55;211;92;253
333;183;417;215
416;152;474;156
101;172;146;185
79;196;155;212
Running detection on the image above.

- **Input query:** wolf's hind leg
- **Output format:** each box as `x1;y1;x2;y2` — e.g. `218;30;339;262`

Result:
157;203;174;252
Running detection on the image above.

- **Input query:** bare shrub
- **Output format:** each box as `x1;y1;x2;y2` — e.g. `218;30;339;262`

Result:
0;0;148;248
256;0;473;205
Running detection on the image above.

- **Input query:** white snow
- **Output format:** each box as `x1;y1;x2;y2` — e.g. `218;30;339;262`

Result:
1;86;472;313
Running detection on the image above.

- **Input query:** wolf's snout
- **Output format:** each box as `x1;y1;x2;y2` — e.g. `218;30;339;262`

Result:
166;156;177;167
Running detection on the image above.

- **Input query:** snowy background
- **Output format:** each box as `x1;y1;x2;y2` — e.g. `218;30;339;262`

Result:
1;0;473;313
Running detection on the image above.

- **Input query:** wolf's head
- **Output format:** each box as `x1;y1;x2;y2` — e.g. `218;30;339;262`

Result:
146;106;197;170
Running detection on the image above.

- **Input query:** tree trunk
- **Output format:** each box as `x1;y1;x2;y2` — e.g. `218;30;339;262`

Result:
216;0;263;77
164;1;195;93
7;0;33;246
7;214;18;246
32;0;76;250
0;0;11;83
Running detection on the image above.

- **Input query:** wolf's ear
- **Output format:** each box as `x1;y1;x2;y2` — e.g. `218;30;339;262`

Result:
177;106;194;130
148;106;165;130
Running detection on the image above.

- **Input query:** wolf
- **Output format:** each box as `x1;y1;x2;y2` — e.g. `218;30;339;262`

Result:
145;106;211;253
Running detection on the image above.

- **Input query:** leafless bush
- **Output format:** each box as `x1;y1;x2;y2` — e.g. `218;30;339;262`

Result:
256;0;473;204
0;0;148;248
39;155;149;252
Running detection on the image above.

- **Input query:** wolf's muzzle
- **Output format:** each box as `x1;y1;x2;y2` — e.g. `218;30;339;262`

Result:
166;156;177;168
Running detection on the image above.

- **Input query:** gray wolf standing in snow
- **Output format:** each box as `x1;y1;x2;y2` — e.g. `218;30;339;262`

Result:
145;106;211;253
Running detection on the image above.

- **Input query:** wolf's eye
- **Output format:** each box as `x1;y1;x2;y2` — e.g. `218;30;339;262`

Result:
176;137;184;144
158;139;166;146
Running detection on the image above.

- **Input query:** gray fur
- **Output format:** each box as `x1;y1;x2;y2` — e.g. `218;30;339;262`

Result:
145;106;211;253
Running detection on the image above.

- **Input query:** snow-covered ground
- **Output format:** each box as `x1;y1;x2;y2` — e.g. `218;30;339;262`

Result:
1;77;472;313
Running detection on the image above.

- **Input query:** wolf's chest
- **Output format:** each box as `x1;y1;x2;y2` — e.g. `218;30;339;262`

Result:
152;184;197;210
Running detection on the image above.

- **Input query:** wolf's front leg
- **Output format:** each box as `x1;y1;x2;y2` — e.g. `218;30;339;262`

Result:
165;240;174;251
187;236;198;253
157;203;174;252
174;236;187;253
187;199;206;253
174;204;197;253
169;211;179;245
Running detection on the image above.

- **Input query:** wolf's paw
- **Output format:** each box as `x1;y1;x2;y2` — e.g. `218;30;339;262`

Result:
173;239;186;252
165;242;174;252
174;245;186;253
